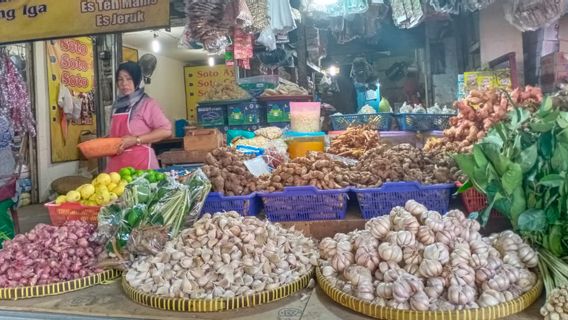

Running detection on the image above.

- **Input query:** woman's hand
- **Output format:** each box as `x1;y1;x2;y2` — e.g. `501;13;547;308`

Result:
118;135;138;154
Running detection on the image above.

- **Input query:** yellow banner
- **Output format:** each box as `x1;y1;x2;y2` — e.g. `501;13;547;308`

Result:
0;0;169;44
184;66;236;121
47;37;97;163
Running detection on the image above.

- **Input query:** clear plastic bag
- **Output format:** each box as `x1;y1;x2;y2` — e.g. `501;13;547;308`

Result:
429;0;459;14
391;0;424;29
257;26;277;51
504;0;566;32
462;0;495;12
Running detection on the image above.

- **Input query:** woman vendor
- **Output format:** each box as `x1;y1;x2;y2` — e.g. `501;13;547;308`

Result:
106;61;171;172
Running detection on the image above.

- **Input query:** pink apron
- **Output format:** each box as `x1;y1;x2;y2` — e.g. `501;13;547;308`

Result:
106;111;154;172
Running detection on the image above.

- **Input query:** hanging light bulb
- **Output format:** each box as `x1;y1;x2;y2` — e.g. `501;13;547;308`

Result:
151;33;160;53
208;57;215;67
328;65;339;77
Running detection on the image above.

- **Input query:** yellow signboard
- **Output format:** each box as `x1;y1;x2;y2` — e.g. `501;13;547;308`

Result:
184;65;236;121
47;37;97;163
0;0;169;44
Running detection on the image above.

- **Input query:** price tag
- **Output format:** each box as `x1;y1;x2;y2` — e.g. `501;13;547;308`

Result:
366;89;378;100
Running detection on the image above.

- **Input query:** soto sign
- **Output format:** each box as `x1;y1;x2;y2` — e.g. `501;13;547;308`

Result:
184;65;236;121
0;0;169;44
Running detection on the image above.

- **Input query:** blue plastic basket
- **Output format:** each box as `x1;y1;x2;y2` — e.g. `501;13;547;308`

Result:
202;192;262;217
330;113;394;131
258;186;349;221
395;113;453;131
353;182;454;219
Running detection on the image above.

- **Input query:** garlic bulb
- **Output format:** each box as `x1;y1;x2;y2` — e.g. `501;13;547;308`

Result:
336;240;353;253
366;216;391;240
416;226;436;245
319;237;338;259
356;279;375;301
475;267;496;286
517;269;537;291
355;246;380;271
436;229;455;246
446;209;466;222
478;289;504;307
423;243;450;264
403;246;423;266
419;210;442;224
517;244;538;268
343;265;372;286
470;253;488;269
425;277;446;299
389;231;416;247
405;200;427;217
424;217;444;233
331;251;354;272
404;263;420;276
410;291;431;311
419;259;443;278
387;299;410;310
447;284;476;305
376;282;394;299
392;279;412;302
378;242;403;263
353;231;379;250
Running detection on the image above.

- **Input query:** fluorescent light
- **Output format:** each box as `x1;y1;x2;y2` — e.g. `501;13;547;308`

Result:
208;57;215;67
328;65;339;76
151;33;160;53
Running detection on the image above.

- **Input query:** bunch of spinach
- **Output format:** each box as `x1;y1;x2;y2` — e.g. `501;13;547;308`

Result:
456;97;568;294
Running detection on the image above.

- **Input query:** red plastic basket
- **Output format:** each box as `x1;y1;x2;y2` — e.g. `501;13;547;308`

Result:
44;202;101;226
457;182;500;217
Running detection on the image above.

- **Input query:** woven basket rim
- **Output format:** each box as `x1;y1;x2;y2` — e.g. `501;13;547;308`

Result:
0;269;120;300
316;266;543;320
122;268;314;312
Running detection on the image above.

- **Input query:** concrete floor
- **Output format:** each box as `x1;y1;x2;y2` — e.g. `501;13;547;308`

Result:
16;204;52;233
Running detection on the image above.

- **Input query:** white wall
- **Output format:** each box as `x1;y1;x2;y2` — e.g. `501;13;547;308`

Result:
34;42;79;202
134;48;187;122
480;2;524;84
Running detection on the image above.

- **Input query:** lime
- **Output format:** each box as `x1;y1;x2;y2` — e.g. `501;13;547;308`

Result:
124;175;133;183
156;172;166;181
127;167;136;175
119;168;131;177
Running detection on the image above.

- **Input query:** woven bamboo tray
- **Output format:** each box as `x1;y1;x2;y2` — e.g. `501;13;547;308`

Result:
316;267;543;320
0;269;120;300
122;269;314;312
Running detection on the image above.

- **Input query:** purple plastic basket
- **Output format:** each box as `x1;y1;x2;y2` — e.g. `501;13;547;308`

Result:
201;192;261;217
353;182;454;219
258;186;349;222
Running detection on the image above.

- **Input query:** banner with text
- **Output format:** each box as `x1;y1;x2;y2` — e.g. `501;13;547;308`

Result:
0;0;169;44
184;65;236;121
47;37;97;163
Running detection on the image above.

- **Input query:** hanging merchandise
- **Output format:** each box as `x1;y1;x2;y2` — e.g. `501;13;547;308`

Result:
504;0;566;32
184;0;232;53
233;28;254;69
305;0;368;17
257;26;277;51
390;0;424;29
268;0;297;33
0;51;35;136
245;0;269;33
462;0;495;12
224;0;253;29
429;0;459;14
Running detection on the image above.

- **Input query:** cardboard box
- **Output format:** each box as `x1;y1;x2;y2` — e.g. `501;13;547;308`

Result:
183;128;224;152
159;149;209;165
541;52;568;68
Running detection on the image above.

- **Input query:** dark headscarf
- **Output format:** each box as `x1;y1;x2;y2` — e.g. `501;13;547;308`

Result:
113;61;146;114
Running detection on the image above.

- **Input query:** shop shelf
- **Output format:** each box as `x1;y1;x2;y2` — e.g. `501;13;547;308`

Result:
258;186;349;221
330;113;394;131
202;192;262;217
395;113;453;131
227;101;261;125
353;182;454;219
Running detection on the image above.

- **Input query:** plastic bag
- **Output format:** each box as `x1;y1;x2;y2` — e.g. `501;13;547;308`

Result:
429;0;459;14
504;0;566;32
257;26;277;51
462;0;495;12
390;0;424;29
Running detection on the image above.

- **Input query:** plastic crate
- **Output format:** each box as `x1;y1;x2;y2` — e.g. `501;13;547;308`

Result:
456;182;501;218
258;186;349;221
395;113;453;131
228;102;261;125
353;182;454;219
330;113;394;131
45;202;101;226
201;192;262;217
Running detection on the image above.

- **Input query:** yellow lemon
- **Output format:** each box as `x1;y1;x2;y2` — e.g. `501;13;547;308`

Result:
95;185;109;194
79;200;88;206
89;194;97;202
86;200;98;206
107;183;118;193
113;185;125;196
109;172;121;184
95;189;111;206
79;184;96;200
109;192;118;201
55;195;67;205
96;173;112;186
66;190;81;203
119;180;128;188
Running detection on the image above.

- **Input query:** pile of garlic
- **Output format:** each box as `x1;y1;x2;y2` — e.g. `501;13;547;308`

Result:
126;211;318;299
541;285;568;320
319;200;539;311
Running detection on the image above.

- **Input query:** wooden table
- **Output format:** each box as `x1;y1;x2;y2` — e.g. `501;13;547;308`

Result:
0;280;543;320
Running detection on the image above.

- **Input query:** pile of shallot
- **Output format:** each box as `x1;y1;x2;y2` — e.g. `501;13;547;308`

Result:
0;221;104;288
319;201;538;311
126;211;318;299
